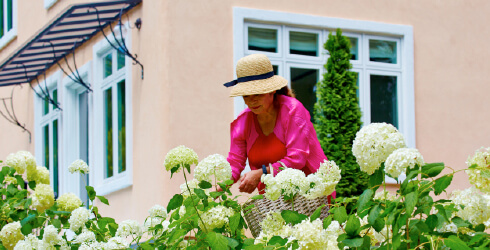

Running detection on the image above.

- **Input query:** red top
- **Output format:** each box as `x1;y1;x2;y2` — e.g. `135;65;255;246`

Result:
248;115;313;193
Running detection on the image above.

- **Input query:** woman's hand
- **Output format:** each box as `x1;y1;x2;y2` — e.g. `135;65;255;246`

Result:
239;169;263;194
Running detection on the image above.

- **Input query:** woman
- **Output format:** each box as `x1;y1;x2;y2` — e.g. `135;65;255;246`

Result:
224;54;328;194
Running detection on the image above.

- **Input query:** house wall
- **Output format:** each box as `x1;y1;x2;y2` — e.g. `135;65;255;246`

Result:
0;0;489;223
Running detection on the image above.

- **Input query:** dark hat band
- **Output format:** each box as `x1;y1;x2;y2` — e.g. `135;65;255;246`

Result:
223;71;275;87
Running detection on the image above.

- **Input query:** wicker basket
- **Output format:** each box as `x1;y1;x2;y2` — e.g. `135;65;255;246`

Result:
243;195;331;238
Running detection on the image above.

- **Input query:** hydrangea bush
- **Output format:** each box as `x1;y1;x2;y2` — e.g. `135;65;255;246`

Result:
2;126;490;249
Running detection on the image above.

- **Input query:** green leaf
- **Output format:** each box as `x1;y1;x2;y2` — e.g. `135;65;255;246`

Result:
51;219;62;229
421;162;445;178
210;191;223;199
281;210;308;226
224;179;234;186
425;214;439;231
345;215;361;236
368;204;381;225
86;186;96;201
452;217;470;228
21;223;33;235
206;232;228;250
444;235;471;250
15;175;24;188
405;191;418;215
333;206;348;224
167;194;184;213
357;189;374;213
168;229;187;244
342;237;364;248
193;188;207;200
226;237;240;249
251;195;263;200
28;181;36;190
481;170;490;179
20;214;36;226
373;217;385;232
198;180;213;189
268;236;288;246
369;164;385;188
323;216;333;229
229;213;240;233
474;223;486;232
310;205;325;222
96;195;109;205
434;175;453;195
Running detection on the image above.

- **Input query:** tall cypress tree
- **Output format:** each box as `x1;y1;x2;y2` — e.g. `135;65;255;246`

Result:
314;29;368;197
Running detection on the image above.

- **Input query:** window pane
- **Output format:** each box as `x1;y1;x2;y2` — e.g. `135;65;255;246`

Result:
117;49;125;70
7;0;12;31
349;37;358;60
290;31;318;56
103;54;112;78
370;75;398;128
43;125;49;169
52;89;58;111
0;0;4;38
290;67;319;120
79;91;89;206
43;97;49;115
117;80;126;173
369;39;397;64
104;88;113;178
248;27;277;53
272;65;278;75
53;119;59;197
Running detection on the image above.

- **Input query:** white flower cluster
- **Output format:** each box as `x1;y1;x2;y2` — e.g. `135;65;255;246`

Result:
105;236;130;249
437;222;458;234
385;148;425;178
116;220;143;238
374;190;397;201
465;147;490;193
450;187;490;226
42;225;64;246
144;205;170;237
304;160;341;199
262;161;340;201
163;145;199;173
291;219;330;249
5;151;36;175
57;192;82;212
352;123;407;175
255;211;293;245
0;222;24;250
180;179;200;198
13;234;39;250
32;166;50;185
148;205;167;220
69;207;91;232
72;230;96;244
4;176;17;185
200;205;235;231
68;159;90;174
31;184;55;212
194;154;232;183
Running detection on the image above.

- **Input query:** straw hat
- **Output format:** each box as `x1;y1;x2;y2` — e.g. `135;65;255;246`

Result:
224;54;288;97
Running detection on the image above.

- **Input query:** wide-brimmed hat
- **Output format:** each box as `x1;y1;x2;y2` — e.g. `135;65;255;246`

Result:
224;54;288;97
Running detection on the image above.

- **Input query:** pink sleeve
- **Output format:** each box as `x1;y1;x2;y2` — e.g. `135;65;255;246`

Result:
227;119;247;182
271;116;311;175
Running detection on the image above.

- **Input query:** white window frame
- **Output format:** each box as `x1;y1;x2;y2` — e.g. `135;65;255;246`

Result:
92;22;133;196
44;0;58;9
62;61;92;199
244;22;283;59
234;8;415;184
0;0;17;50
285;26;324;63
364;35;402;70
34;70;63;193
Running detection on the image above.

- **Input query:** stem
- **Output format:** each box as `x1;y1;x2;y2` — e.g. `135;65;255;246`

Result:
383;174;390;250
182;169;208;232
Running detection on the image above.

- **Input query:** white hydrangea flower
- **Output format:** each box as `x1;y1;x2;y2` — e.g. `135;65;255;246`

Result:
254;225;293;245
0;222;24;250
79;241;104;250
437;222;458;234
194;154;232;183
163;145;198;173
68;159;90;174
5;153;26;175
352;123;407;175
324;221;343;249
42;225;62;246
116;220;142;238
291;219;329;249
465;147;490;193
72;230;96;244
260;211;286;235
32;183;55;212
274;168;309;198
4;176;17;185
261;174;281;201
385;148;425;178
200;205;235;231
304;160;341;199
104;237;129;249
57;192;82;212
69;207;91;232
34;166;50;185
14;234;39;250
148;204;167;221
374;190;397;201
17;151;36;177
450;187;490;226
180;179;200;198
179;205;186;217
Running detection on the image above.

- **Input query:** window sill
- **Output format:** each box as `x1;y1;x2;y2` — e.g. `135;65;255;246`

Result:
94;173;132;196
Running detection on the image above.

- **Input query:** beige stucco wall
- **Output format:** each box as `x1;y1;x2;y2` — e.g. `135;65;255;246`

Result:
0;0;489;223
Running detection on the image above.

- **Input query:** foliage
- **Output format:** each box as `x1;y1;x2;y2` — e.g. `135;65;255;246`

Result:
313;28;367;198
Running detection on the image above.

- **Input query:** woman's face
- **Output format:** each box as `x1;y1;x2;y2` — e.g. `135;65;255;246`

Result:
243;92;275;115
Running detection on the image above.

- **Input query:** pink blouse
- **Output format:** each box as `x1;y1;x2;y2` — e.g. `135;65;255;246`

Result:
227;95;328;182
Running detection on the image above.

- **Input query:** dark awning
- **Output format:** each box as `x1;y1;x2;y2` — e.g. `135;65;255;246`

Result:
0;0;142;87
